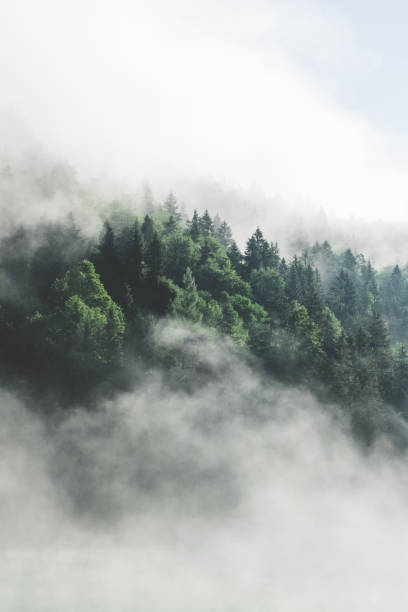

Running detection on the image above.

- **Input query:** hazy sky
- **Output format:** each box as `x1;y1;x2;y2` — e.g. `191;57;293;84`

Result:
1;0;408;221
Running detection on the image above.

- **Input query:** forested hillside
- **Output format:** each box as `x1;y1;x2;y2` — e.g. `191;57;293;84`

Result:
1;194;408;442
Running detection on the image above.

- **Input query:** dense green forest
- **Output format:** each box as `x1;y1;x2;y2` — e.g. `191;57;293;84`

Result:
1;193;408;442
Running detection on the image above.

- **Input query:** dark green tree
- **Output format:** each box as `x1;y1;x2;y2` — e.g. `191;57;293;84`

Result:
141;214;155;247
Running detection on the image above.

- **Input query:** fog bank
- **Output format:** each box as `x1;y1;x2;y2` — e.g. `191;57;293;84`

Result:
2;324;408;611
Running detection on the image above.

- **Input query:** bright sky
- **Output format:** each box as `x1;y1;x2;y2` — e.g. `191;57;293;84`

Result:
1;0;408;221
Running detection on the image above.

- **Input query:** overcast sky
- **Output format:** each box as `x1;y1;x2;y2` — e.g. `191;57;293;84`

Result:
1;0;408;221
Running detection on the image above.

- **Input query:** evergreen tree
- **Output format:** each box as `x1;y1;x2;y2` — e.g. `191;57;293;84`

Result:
200;210;214;236
189;210;201;241
143;184;155;214
328;270;358;328
215;220;233;249
170;267;202;323
199;239;211;265
393;343;408;414
244;228;266;274
164;214;178;235
125;219;145;293
221;303;248;345
302;265;324;323
342;248;357;271
227;241;242;272
141;214;155;247
286;257;302;302
96;221;123;304
367;311;393;401
279;258;288;278
164;192;182;222
146;232;164;280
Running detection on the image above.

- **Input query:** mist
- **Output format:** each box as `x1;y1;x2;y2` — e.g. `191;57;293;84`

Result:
0;321;407;611
3;1;408;609
2;0;408;222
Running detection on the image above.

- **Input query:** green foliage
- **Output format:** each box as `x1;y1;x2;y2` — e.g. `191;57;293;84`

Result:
220;302;248;346
170;267;202;323
31;260;126;380
3;201;408;443
250;267;286;318
163;233;198;285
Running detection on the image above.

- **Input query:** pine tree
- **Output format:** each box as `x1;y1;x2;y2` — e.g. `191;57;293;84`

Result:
279;258;288;278
164;214;178;235
227;241;242;272
189;210;201;241
170;267;202;323
164;192;182;222
199;239;211;265
244;228;265;273
200;210;214;236
367;311;393;401
146;232;164;280
221;303;248;345
143;184;155;214
215;220;233;249
286;257;302;302
393;343;408;414
328;270;358;327
303;265;324;323
97;221;123;304
125;220;145;293
342;248;356;271
141;214;155;247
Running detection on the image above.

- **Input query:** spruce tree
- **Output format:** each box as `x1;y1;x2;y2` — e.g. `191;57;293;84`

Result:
199;239;211;265
200;210;214;236
227;241;242;272
125;219;145;293
164;192;182;222
170;267;202;323
146;232;164;280
97;221;123;304
215;220;233;249
141;214;155;247
189;210;201;241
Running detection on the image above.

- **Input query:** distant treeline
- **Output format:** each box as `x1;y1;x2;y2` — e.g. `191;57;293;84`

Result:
1;194;408;442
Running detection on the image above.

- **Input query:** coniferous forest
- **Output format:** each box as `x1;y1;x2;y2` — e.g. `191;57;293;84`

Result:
2;193;408;444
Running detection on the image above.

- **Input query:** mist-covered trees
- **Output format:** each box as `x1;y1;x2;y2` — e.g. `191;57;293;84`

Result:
1;201;408;442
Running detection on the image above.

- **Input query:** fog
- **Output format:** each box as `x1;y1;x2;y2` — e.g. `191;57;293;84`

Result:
2;128;408;268
2;1;408;609
1;322;408;610
1;0;408;221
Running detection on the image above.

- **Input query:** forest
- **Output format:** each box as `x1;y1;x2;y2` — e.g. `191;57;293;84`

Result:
1;193;408;444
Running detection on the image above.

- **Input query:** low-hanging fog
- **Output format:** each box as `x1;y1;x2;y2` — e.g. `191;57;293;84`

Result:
2;321;408;612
